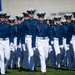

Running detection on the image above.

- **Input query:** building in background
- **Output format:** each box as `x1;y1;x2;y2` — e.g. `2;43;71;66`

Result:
1;0;75;18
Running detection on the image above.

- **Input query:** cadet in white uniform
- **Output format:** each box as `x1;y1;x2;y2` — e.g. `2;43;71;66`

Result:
0;12;13;74
33;12;53;73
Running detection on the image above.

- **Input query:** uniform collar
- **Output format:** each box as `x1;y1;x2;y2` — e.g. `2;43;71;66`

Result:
29;18;34;20
55;24;60;26
66;22;72;25
0;21;6;24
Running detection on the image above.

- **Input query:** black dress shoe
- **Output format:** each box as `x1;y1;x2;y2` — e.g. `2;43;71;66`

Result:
14;64;16;69
30;70;34;72
25;69;30;71
18;67;23;71
34;67;36;71
55;67;61;70
8;66;11;69
5;70;7;73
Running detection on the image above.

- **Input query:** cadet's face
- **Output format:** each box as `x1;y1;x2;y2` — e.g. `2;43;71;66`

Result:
24;16;29;20
66;19;71;23
50;23;54;26
17;20;22;24
0;17;5;22
29;14;34;18
39;17;44;22
5;18;8;22
56;20;61;24
10;23;14;26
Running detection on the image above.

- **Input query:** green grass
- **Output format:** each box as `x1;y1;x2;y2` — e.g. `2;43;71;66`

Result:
3;67;75;75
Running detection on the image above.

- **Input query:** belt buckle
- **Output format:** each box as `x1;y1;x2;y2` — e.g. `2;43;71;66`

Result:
42;37;45;39
3;38;5;40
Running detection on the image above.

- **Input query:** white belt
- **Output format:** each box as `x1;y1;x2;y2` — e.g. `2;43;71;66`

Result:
36;37;48;40
54;38;58;40
26;35;32;38
0;38;9;41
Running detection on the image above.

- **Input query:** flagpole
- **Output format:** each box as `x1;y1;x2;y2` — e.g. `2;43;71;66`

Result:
0;0;2;11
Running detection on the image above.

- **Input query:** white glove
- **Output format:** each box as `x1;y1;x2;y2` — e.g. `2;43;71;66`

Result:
49;45;52;52
17;45;21;48
59;45;63;48
33;47;36;52
65;44;69;50
10;42;13;46
49;45;52;50
70;40;73;44
10;42;14;50
22;44;26;51
51;41;54;45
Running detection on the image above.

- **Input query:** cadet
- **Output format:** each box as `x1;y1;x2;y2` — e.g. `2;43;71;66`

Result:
48;17;55;68
8;18;16;69
61;20;67;66
21;12;29;70
61;20;66;25
49;17;55;26
33;12;53;73
4;14;11;71
63;13;73;70
0;12;13;74
70;12;75;68
53;15;64;69
22;11;29;20
16;15;23;71
5;14;10;24
21;8;38;71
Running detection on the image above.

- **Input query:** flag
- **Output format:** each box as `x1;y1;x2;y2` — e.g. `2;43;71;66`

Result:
0;0;2;11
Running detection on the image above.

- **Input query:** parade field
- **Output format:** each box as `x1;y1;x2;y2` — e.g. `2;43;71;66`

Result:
4;67;75;75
